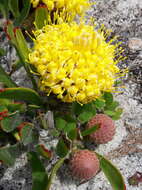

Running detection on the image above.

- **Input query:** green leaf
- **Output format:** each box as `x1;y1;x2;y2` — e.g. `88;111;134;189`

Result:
0;48;6;57
6;22;17;45
104;110;116;117
35;6;49;29
46;157;66;190
50;129;60;137
0;0;9;18
28;152;48;190
8;0;20;18
20;124;37;145
103;92;113;105
63;122;76;133
96;153;126;190
15;28;29;61
56;138;69;158
72;102;96;116
12;60;23;72
0;65;17;87
14;0;31;26
67;128;77;140
7;102;26;113
63;114;76;123
111;108;123;120
0;87;42;105
78;111;94;123
0;144;20;166
0;105;8;112
81;124;99;137
55;117;66;131
1;112;22;132
36;144;52;159
93;99;105;109
72;102;83;115
105;101;119;111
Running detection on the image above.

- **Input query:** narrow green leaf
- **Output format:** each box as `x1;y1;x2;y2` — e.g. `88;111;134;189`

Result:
96;153;126;190
0;144;20;166
35;6;49;29
15;28;29;61
78;111;94;123
0;48;6;57
28;152;48;190
46;157;66;190
56;138;69;158
0;65;17;87
1;112;22;132
7;102;26;113
7;22;17;45
0;87;42;105
14;0;31;26
0;0;9;18
81;124;99;137
55;117;66;131
9;0;20;18
12;60;23;72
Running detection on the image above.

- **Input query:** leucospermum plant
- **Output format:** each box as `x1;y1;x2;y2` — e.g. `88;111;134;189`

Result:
0;0;127;190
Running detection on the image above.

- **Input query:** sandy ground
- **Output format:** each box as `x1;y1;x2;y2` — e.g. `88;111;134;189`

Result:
0;0;142;190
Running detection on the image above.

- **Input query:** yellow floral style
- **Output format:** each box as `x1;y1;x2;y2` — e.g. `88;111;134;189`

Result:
29;22;122;104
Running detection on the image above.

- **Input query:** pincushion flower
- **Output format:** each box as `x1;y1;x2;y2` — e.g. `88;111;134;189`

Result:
30;0;90;20
29;22;122;104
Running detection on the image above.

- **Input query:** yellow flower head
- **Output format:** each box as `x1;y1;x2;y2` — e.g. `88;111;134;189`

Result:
29;22;123;104
31;0;90;20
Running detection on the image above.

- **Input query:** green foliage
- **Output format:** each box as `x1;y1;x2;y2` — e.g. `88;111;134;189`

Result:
0;144;20;166
56;138;69;158
78;111;94;123
35;6;49;29
0;48;6;57
0;0;9;18
0;112;22;132
46;157;66;190
0;87;42;105
8;0;20;18
36;144;52;159
14;0;31;26
81;124;99;137
93;98;105;109
28;152;49;190
0;65;17;87
55;117;66;131
20;123;37;145
103;92;113;105
15;28;30;61
96;153;126;190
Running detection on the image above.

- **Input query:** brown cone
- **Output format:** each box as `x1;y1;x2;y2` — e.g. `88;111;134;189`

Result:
70;150;100;180
87;114;115;144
